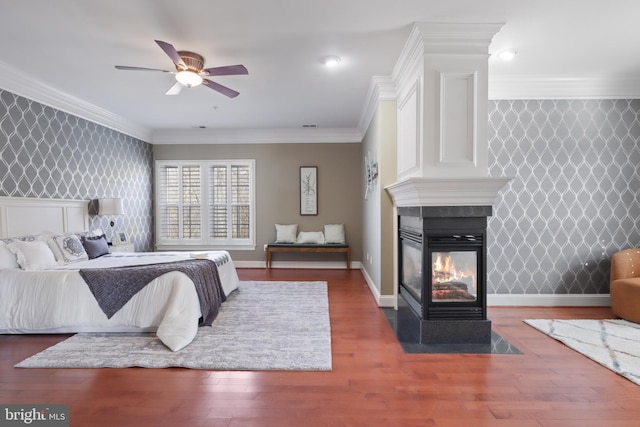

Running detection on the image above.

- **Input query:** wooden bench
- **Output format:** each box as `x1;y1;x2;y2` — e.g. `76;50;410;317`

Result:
265;243;351;270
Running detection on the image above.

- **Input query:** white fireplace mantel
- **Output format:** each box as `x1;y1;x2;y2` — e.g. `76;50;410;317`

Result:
385;176;512;207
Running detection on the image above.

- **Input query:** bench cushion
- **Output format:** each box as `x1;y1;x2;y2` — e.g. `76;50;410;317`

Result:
267;243;349;248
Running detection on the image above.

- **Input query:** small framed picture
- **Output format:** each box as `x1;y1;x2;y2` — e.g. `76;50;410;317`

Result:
114;231;127;245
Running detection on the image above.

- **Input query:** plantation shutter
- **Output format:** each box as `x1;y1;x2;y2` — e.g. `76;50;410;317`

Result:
209;165;228;239
158;164;201;240
159;165;179;239
156;159;254;249
181;165;201;239
231;165;251;239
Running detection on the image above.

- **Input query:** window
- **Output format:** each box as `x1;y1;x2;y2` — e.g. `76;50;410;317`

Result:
156;160;255;250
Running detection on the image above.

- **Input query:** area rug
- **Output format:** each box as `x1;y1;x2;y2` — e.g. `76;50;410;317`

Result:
524;319;640;386
16;281;332;371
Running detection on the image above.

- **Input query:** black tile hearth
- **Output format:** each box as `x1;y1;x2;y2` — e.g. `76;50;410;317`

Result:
382;304;521;355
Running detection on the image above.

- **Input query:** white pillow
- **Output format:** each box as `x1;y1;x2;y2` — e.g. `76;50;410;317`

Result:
77;229;104;238
7;240;58;270
1;234;41;269
275;224;298;243
324;224;346;244
297;231;325;244
89;228;104;237
0;241;20;269
49;234;88;263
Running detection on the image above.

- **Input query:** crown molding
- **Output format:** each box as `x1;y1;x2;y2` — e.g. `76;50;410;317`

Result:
357;76;396;135
489;75;640;99
392;24;425;94
0;59;362;144
5;54;640;148
385;176;512;207
151;127;363;145
0;60;152;142
412;22;506;50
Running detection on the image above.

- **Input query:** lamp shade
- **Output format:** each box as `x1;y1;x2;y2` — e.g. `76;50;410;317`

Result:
98;198;124;216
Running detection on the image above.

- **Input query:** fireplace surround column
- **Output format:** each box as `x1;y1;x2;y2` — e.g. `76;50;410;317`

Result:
386;23;512;345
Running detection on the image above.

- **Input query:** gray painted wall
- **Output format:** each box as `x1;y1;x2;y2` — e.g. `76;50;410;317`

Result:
153;143;363;263
488;99;640;295
0;89;154;251
361;100;397;296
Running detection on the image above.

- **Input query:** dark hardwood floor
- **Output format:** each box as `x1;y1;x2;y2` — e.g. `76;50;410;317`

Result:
2;268;640;427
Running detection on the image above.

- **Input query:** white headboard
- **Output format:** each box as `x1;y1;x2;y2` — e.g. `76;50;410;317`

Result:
0;197;89;238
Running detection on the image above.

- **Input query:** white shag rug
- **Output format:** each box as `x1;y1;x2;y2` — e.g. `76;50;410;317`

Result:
16;281;332;371
524;318;640;386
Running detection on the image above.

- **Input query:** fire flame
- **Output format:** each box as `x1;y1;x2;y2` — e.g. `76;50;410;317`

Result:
432;253;476;288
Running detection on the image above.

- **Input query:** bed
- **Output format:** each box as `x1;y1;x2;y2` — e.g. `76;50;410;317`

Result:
0;197;240;351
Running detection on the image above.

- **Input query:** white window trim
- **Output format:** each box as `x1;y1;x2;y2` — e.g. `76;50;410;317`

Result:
155;159;256;251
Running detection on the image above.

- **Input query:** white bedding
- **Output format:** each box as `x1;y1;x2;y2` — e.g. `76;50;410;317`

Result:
0;251;239;351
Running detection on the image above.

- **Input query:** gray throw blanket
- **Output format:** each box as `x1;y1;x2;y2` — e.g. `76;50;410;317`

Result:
79;259;226;325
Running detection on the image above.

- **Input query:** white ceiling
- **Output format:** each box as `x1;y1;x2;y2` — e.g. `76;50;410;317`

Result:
1;0;640;143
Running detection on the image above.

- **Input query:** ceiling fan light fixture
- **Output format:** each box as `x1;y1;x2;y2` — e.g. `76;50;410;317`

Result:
117;40;246;97
176;70;203;87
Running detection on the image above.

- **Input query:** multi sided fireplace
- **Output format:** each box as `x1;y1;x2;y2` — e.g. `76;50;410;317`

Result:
398;206;492;344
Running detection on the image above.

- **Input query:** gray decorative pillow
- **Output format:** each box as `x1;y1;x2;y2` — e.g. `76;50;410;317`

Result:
50;234;88;263
81;234;110;259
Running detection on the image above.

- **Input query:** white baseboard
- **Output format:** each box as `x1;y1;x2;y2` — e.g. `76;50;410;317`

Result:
360;267;379;302
487;294;611;307
373;293;612;309
377;295;396;308
360;266;396;308
233;260;266;269
234;260;360;270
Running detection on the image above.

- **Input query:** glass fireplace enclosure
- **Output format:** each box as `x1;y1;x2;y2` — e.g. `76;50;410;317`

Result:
398;207;489;322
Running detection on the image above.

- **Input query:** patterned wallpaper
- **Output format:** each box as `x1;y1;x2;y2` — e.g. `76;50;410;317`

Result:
488;99;640;295
0;89;153;251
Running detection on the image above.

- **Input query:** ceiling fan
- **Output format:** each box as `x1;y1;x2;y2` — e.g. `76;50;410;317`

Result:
115;40;248;98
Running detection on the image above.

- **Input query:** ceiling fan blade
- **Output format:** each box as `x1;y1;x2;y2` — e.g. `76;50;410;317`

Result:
202;79;240;98
115;65;172;73
201;64;248;76
155;40;187;70
165;81;184;96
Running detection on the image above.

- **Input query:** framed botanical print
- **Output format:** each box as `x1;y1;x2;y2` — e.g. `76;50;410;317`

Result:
300;166;318;215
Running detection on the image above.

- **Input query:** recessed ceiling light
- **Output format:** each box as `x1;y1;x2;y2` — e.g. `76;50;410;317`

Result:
320;55;341;68
496;50;516;61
